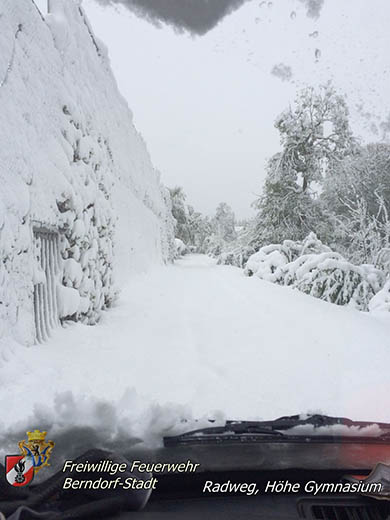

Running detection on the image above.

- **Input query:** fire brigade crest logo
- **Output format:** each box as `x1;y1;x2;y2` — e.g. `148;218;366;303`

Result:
5;430;55;487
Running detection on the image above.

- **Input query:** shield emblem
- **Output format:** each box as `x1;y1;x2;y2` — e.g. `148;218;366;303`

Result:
5;455;34;487
18;430;55;474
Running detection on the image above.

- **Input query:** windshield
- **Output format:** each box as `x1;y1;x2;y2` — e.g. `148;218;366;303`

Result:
1;0;390;517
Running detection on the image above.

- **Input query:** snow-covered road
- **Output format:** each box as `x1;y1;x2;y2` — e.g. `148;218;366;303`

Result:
2;255;390;455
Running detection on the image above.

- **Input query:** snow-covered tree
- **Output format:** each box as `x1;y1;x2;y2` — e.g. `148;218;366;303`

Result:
169;186;191;244
253;83;356;248
252;152;325;246
168;186;212;252
187;205;213;252
323;143;390;221
275;82;356;192
215;218;257;267
212;202;237;242
322;143;390;265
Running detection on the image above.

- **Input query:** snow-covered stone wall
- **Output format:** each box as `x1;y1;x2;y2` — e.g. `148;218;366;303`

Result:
0;0;174;348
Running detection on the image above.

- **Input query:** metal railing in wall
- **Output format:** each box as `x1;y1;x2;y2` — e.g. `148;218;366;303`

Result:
33;228;61;343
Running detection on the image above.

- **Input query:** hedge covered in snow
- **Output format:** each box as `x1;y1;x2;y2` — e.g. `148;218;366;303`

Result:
245;233;385;311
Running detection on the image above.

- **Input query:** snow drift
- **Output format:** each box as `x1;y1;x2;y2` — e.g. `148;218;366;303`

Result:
0;0;174;351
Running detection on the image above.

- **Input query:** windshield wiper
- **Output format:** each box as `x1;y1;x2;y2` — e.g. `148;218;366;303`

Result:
164;422;285;446
164;414;390;447
230;413;390;431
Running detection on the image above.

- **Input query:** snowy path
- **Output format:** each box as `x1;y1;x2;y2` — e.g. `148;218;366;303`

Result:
2;255;390;452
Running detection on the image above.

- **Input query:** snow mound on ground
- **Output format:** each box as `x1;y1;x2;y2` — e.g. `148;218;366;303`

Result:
57;285;81;318
369;280;390;314
174;238;188;257
245;234;384;311
0;389;225;479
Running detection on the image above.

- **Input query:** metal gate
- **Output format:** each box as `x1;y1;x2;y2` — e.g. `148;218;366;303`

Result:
33;228;61;343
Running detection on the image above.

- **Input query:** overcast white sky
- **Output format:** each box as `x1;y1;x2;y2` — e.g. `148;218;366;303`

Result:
80;0;390;218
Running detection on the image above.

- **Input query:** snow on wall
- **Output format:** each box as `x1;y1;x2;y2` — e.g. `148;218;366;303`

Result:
0;0;174;350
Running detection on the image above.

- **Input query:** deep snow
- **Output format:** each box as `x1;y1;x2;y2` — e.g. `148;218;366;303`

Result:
1;254;390;467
